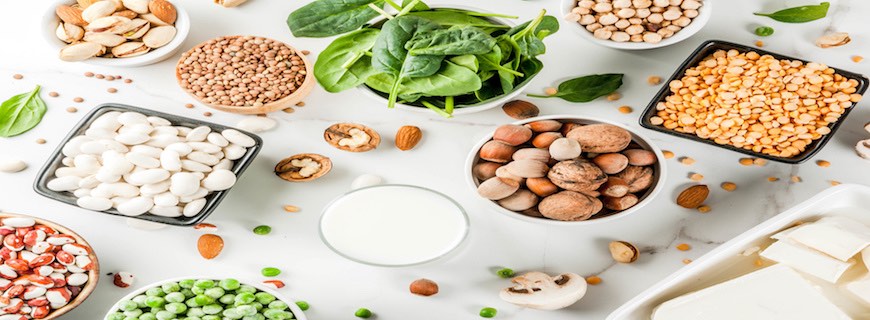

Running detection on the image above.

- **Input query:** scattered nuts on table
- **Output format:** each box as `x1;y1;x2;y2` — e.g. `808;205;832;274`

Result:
816;159;831;167
282;205;300;213
499;272;587;310
854;55;865;63
676;243;691;251
585;275;602;285
648;75;662;85
324;123;380;152
738;158;754;166
502;100;540;120
275;153;332;182
609;240;639;263
661;150;674;159
409;279;439;296
697;204;711;213
236;116;277;133
395;126;423;151
567;0;703;44
0;157;27;173
689;172;703;181
112;271;134;288
197;233;223;259
56;0;179;61
678;157;694;165
721;182;737;191
767;176;779;182
791;175;803;183
676;184;708;208
816;32;851;48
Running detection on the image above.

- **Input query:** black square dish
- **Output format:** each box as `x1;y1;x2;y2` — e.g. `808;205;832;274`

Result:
33;103;263;226
639;40;868;164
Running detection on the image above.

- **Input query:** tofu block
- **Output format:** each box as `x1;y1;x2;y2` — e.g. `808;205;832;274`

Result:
789;223;870;261
845;274;870;306
760;240;854;283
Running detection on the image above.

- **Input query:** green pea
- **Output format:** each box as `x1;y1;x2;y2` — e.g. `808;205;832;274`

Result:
355;308;372;318
480;307;497;318
166;292;186;303
253;225;272;235
156;310;175;320
269;301;288;310
139;313;157;320
496;268;514;279
237;285;257;294
261;267;281;277
219;294;236;305
123;309;143;317
195;294;216;306
179;279;196;289
251;302;264;311
120;300;139;311
235;292;256;305
219;279;241;291
132;295;149;308
293;301;308;311
202;304;223;315
107;312;126;320
205;287;225;299
146;287;167;297
167;302;188;314
145;296;166;308
181;289;196;298
187;307;206;317
262;309;285;319
202;316;221;320
243;315;266;320
191;287;206;295
194;279;216;289
223;308;244;319
755;26;774;37
237;305;258;316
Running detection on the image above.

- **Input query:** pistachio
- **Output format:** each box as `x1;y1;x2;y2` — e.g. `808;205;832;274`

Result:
86;16;134;34
217;0;248;7
495;166;523;183
111;41;150;58
512;148;551;163
122;0;150;14
140;13;170;26
84;32;127;47
60;42;105;61
56;5;87;26
123;19;150;39
816;32;851;48
143;25;176;48
56;22;85;43
81;0;117;23
113;9;139;19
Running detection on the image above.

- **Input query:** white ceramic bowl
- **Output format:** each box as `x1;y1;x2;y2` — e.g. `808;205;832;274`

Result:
357;6;533;116
465;115;667;226
104;277;308;320
43;0;190;67
559;0;712;50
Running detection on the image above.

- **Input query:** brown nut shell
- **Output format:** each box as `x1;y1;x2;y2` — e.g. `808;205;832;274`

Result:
493;124;533;146
57;5;87;26
479;140;517;163
512;148;551;162
526;177;559;197
592;153;629;174
497;189;539;211
324;123;381;152
560;122;583;137
609;241;639;263
531;132;563;148
566;124;632;153
614;165;654;193
525;120;563;132
623;149;657;166
410;279;439;296
599;177;630;197
502;100;539;120
149;0;177;24
473;162;502;181
676;184;709;209
603;194;639;211
548;159;608;192
478;177;520;200
539;191;603;221
275;153;332;182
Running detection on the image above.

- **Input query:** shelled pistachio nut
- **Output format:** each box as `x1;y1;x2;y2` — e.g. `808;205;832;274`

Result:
86;16;134;34
121;0;150;14
81;0;116;22
143;26;176;48
112;9;138;19
60;42;105;61
56;22;85;43
123;19;150;39
217;0;248;7
112;42;149;57
140;13;170;26
84;32;127;47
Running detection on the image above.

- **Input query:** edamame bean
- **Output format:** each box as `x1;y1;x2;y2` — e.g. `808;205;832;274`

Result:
355;308;372;318
253;225;271;235
220;279;241;291
480;307;497;318
255;292;276;305
261;267;281;277
166;292;186;303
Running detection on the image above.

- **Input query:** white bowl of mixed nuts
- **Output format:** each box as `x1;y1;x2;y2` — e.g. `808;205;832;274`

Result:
43;0;190;67
465;115;667;225
560;0;711;50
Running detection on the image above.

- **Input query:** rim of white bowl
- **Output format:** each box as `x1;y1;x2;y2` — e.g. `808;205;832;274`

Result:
559;0;712;50
44;0;190;67
103;277;308;320
464;114;668;226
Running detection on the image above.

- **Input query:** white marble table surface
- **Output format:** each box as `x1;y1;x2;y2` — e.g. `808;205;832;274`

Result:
2;0;870;319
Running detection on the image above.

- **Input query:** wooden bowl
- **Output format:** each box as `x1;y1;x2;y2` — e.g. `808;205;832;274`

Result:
175;35;315;114
0;212;100;319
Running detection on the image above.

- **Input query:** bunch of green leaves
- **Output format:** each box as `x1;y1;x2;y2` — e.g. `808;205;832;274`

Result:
291;0;557;117
0;86;47;137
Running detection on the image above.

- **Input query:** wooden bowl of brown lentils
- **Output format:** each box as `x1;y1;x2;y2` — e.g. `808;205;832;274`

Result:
175;35;314;114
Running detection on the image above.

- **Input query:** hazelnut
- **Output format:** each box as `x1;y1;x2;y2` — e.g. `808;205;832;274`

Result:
505;160;549;178
560;122;583;137
539;191;603;221
548;159;608;192
513;148;552;162
521;207;545;218
622;149;657;166
566;124;632;153
478;177;520;200
614;166;654;193
532;132;564;148
410;279;439;296
549;138;582;161
502;100;540;120
599;177;629;197
526;177;559;197
525;120;563;132
603;194;639;211
592;153;629;174
473;162;502;180
498;189;540;211
494;124;533;146
480;140;517;163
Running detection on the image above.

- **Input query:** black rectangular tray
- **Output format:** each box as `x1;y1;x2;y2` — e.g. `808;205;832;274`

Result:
639;40;868;164
33;103;263;226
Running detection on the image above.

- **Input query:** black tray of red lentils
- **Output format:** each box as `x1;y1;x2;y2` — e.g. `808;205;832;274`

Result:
640;40;868;164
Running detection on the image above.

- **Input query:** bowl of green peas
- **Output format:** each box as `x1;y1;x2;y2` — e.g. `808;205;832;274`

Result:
104;277;307;320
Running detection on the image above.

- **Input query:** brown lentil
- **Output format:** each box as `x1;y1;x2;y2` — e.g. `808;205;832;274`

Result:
295;101;306;107
177;35;308;107
697;205;711;213
689;173;704;181
185;103;195;109
283;205;300;212
767;176;779;182
49;92;59;97
648;76;662;85
66;107;78;113
585;276;602;285
35;138;46;144
124;79;133;84
755;40;764;47
682;259;693;264
95;74;104;79
73;97;83;103
739;158;754;166
106;76;115;81
791;175;802;183
282;108;295;113
618;105;633;113
301;50;311;55
544;87;558;96
84;72;95;77
107;88;118;93
607;92;622;101
12;74;23;80
676;243;691;251
853;56;864;63
721;182;737;191
829;180;841;186
649;49;863;158
679;156;695;165
753;158;767;166
816;160;830;167
203;112;213;117
662;150;674;159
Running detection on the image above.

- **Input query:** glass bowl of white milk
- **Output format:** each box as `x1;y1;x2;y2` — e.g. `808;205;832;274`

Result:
319;185;469;267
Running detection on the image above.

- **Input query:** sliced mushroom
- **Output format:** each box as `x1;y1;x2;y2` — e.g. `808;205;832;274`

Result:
816;32;851;48
324;123;380;152
499;272;587;310
857;139;870;160
275;153;332;182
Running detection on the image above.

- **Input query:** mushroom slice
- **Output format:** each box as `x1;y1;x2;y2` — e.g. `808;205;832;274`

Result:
857;139;870;161
816;32;851;48
324;123;381;152
275;153;332;182
499;272;587;310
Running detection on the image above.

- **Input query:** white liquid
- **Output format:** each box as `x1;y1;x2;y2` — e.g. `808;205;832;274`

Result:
320;185;468;266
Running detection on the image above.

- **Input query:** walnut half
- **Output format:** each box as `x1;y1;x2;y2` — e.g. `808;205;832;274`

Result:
275;153;332;182
324;123;380;152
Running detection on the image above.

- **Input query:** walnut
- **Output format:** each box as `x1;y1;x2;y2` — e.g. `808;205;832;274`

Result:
548;159;608;192
566;124;632;153
275;153;332;182
614;165;654;192
538;191;603;221
324;123;380;152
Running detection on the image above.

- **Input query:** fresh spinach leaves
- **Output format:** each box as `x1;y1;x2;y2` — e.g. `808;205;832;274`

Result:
528;74;623;103
0;85;47;137
372;16;444;108
754;2;830;23
314;29;381;92
287;0;385;37
405;27;496;56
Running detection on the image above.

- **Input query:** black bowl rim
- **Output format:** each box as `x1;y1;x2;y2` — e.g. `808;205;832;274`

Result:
32;103;263;226
638;39;869;164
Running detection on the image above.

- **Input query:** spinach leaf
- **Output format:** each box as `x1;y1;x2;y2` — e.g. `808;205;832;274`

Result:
287;0;385;38
371;16;443;108
754;2;829;23
510;12;556;57
405;26;496;56
401;0;429;11
0;85;47;137
506;15;559;39
405;11;510;32
449;55;479;73
314;29;380;93
366;60;482;97
528;73;623;103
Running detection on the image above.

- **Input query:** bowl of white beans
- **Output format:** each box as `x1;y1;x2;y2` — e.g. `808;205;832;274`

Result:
33;103;263;226
560;0;711;50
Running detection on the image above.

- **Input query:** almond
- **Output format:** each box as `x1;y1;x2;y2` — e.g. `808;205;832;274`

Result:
395;125;422;151
676;184;709;209
197;234;224;259
56;5;87;26
502;100;539;120
149;0;177;24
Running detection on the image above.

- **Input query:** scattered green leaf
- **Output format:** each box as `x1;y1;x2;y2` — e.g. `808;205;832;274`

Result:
0;85;47;137
528;74;624;103
753;2;830;23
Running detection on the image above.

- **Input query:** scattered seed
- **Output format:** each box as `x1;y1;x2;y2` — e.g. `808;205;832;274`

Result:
829;180;841;186
116;75;122;79
203;112;213;117
479;307;497;318
107;88;118;93
283;205;300;212
73;97;83;103
66;107;78;113
754;259;764;267
682;259;692;264
184;103;194;109
95;74;105;79
84;72;94;77
12;74;23;80
697;205;711;213
49;92;59;97
261;267;281;277
193;223;218;231
585;276;602;285
35;139;46;144
648;76;662;85
253;225;271;235
739;158;754;166
106;76;115;81
853;55;864;63
282;107;295;113
767;177;779;182
679;157;695;165
721;182;737;191
689;173;704;181
606;92;621;101
791;175;802;183
301;50;311;55
544;87;558;96
755;40;764;47
816;160;830;167
296;101;306;107
124;79;133;84
295;301;310;311
618;106;633;114
496;268;515;279
753;158;767;166
662;150;674;159
676;243;691;251
355;308;373;318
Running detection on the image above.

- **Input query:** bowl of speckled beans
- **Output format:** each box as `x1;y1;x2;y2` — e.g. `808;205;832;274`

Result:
560;0;712;50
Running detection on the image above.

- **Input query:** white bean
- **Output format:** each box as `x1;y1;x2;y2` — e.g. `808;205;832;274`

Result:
78;175;100;189
62;136;91;157
223;144;246;160
117;112;148;125
221;129;255;148
130;145;163;158
66;273;88;286
73;188;91;198
145;134;180;148
206;132;229;147
187;142;221;153
117;196;154;216
170;172;200;196
152;126;179;136
213;159;233;171
128;169;170;185
111;196;132;207
47;176;81;192
187;151;220;166
175;126;192;137
236;117;276;133
2;217;35;228
153;192;179;207
140;180;171;195
186;126;211;142
0;157;27;173
115;132;151;145
149;205;182;217
77;196;113;211
147;116;171;126
79;141;108;154
181;160;212;173
165;142;193;156
91;111;122;130
160;150;182;171
122;123;154;135
54;167;88;178
84;127;117;140
179;188;208;203
95;169;122;183
126;152;160;169
183;199;206;217
202;169;236;191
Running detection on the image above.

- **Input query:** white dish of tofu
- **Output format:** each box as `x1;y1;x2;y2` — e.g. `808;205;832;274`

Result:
608;184;870;320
